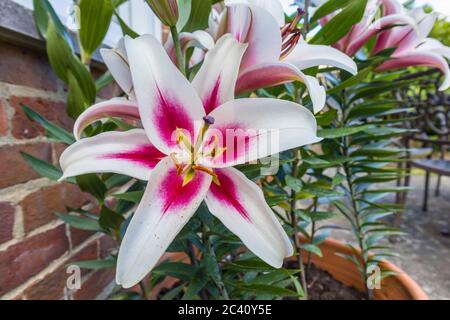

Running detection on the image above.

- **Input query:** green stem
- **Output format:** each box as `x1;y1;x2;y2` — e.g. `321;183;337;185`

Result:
290;149;308;300
202;223;229;300
342;137;373;300
305;197;318;279
170;26;186;75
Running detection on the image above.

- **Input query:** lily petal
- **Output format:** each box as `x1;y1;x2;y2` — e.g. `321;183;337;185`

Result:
165;31;215;67
192;34;247;114
225;0;285;27
60;129;164;181
100;39;134;98
236;62;327;113
205;167;293;268
284;39;357;75
346;14;419;57
198;98;321;168
125;34;205;154
229;4;282;72
116;157;212;288
382;0;403;15
377;51;450;91
73;98;140;140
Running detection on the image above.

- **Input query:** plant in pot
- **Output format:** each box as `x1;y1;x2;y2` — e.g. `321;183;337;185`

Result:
22;0;442;300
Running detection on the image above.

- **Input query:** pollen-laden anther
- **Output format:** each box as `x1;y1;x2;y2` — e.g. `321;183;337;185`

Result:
280;8;304;60
171;123;222;187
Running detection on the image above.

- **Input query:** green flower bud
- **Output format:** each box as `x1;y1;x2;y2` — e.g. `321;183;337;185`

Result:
146;0;179;27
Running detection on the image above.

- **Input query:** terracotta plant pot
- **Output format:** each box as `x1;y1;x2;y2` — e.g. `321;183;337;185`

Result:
299;237;428;300
148;238;427;300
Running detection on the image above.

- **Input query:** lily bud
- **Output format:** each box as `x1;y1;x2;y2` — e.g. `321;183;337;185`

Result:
146;0;179;27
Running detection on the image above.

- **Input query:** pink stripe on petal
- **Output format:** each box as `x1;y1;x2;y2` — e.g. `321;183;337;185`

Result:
236;63;300;94
101;144;164;169
153;85;195;147
74;99;140;140
203;123;258;167
209;169;251;221
203;77;221;114
158;167;211;216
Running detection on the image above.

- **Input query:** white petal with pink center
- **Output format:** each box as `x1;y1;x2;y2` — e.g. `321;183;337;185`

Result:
117;157;213;288
100;39;134;98
205;167;293;268
61;33;324;288
125;34;206;154
73;98;140;140
192;34;248;114
60;129;164;181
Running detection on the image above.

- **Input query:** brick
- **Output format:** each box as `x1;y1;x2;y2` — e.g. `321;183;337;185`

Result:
73;269;115;300
70;227;96;248
0;42;59;91
20;183;94;234
53;143;67;166
9;96;72;139
0;142;52;188
0;225;69;296
0;100;7;136
24;242;97;300
0;202;15;245
99;235;117;259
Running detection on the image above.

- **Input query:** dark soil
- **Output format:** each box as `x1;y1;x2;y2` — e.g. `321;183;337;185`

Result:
156;263;366;300
305;264;366;300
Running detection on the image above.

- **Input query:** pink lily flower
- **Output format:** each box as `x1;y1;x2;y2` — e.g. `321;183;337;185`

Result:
323;0;418;57
60;34;322;288
217;1;358;113
373;5;450;91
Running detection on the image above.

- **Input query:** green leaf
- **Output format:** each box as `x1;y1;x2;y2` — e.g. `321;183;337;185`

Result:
311;0;352;23
182;0;212;32
225;259;275;272
311;0;368;45
285;175;303;192
161;284;184;300
235;284;299;298
99;206;124;231
182;268;208;300
104;174;132;189
67;70;88;118
351;148;403;157
79;0;114;57
21;152;71;182
153;262;197;281
112;191;144;203
318;125;369;138
55;212;102;231
95;71;114;92
114;11;139;38
327;67;372;94
177;0;192;31
302;243;323;257
73;258;116;270
33;0;74;49
21;104;75;144
46;19;96;105
76;174;107;202
309;211;338;221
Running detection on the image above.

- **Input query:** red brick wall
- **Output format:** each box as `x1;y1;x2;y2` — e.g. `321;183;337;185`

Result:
0;40;118;300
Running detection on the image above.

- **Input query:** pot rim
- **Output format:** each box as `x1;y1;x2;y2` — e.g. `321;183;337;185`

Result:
301;236;428;300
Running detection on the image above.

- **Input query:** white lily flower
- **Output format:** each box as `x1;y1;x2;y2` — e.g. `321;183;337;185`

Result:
60;34;322;288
